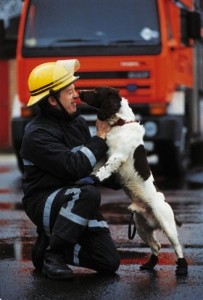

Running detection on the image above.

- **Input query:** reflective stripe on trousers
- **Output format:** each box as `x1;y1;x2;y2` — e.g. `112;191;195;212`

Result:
43;187;109;237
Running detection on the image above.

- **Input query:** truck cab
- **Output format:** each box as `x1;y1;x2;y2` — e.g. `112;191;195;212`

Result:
9;0;203;177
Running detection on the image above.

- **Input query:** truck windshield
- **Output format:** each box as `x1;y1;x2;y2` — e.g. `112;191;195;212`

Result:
23;0;160;56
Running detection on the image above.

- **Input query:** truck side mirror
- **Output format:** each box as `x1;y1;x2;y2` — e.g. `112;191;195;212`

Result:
0;17;19;58
187;11;201;40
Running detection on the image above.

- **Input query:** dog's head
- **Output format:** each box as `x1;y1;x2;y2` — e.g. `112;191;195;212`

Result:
79;86;122;121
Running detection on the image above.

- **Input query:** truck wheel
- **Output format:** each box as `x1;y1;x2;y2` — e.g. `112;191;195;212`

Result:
190;139;203;167
155;141;188;179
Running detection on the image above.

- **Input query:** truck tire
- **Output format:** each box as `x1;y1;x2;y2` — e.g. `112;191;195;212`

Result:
190;139;203;167
155;141;188;179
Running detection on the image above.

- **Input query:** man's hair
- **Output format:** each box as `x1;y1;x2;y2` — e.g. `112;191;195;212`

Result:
38;90;60;110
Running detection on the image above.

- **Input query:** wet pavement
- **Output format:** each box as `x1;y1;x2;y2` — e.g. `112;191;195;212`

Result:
0;154;203;300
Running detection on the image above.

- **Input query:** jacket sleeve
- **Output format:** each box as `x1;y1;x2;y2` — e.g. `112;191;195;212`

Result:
21;127;108;180
101;173;122;190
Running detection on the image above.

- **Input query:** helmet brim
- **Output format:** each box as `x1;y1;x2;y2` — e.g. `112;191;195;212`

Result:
27;75;79;107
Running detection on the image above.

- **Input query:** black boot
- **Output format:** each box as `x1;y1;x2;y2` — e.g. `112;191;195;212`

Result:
32;230;49;271
42;249;73;280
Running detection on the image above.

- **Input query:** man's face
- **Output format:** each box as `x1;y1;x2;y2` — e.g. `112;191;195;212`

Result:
58;84;78;115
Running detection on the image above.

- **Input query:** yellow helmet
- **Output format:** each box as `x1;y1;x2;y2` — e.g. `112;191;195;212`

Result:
27;59;80;106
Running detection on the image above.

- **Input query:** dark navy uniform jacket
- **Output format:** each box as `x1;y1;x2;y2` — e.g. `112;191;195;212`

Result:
20;106;108;224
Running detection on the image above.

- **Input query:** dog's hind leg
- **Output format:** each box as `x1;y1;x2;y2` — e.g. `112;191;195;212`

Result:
136;214;160;270
152;200;188;275
153;201;183;257
163;224;188;275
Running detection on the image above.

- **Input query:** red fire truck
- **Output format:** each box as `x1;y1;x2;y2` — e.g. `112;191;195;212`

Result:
3;0;203;177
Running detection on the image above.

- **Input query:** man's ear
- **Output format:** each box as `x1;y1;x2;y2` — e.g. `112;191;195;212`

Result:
48;96;58;107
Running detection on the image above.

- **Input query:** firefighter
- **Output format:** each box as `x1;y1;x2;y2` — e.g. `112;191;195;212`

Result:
20;59;120;280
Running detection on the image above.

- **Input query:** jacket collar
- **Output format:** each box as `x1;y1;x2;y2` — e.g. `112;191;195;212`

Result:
40;105;80;122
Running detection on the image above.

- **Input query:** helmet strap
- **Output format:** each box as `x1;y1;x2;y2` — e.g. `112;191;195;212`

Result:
49;89;67;115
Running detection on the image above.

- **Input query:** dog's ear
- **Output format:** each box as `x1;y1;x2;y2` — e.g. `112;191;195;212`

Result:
79;86;122;120
95;86;120;99
97;91;122;121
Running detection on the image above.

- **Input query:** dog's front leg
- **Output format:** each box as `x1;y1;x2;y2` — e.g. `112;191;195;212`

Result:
95;153;125;182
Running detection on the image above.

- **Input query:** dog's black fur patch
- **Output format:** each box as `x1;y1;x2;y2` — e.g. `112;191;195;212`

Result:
133;145;151;181
79;86;122;121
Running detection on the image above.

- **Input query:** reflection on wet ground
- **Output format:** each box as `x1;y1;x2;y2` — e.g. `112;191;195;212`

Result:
0;211;203;266
1;238;202;268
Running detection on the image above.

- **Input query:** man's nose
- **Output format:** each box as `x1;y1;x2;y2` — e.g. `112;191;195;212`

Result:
73;90;79;98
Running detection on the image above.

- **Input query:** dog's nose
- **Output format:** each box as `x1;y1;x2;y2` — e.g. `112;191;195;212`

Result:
78;90;90;100
78;91;83;97
79;91;87;101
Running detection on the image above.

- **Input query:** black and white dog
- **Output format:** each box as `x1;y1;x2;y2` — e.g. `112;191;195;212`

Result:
79;86;188;276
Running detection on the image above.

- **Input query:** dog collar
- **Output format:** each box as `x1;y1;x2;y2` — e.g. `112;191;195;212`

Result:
111;119;136;127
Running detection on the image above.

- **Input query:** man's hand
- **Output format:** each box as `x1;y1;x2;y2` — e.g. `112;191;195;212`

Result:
75;175;99;186
96;119;110;140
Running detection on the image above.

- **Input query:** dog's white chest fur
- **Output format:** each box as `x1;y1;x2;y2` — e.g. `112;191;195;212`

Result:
106;121;145;156
96;99;148;189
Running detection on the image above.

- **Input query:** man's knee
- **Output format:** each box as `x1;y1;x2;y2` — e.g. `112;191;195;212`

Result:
78;231;120;273
79;247;120;274
102;252;120;273
81;185;101;209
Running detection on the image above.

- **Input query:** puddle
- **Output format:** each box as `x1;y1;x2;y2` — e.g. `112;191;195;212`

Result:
0;238;200;269
0;202;23;210
101;202;130;224
0;238;33;262
119;250;193;266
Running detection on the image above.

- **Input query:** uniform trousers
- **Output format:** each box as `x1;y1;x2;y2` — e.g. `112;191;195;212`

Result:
42;185;120;273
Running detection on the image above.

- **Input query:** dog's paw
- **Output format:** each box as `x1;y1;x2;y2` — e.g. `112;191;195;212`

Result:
140;254;158;270
176;258;188;276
